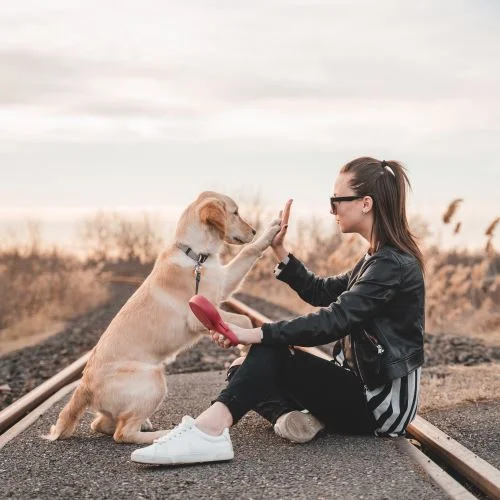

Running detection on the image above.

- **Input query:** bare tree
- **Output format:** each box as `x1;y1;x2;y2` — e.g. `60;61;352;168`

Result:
79;211;164;263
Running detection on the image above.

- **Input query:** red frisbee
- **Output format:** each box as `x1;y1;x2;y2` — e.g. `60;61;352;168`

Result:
188;295;239;346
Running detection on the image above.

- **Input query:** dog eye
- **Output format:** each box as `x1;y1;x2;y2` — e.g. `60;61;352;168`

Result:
234;210;238;216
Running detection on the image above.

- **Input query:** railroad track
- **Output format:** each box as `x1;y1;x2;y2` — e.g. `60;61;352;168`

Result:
1;278;499;500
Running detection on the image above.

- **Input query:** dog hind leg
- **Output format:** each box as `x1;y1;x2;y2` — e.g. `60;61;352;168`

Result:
91;413;116;436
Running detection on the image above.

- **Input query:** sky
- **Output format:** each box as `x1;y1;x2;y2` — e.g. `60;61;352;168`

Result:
0;0;499;251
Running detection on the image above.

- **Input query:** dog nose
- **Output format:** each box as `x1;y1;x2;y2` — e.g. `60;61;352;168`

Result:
252;229;256;235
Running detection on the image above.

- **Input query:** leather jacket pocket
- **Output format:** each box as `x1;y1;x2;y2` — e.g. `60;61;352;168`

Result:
362;329;385;355
355;329;385;378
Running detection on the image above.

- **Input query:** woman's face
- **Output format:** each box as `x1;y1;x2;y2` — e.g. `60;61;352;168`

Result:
331;173;366;234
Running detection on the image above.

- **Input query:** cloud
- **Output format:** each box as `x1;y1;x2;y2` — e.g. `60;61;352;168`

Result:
0;1;498;142
0;50;77;105
72;101;200;120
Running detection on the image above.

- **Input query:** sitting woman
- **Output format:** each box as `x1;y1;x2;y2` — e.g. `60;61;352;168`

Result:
131;156;425;465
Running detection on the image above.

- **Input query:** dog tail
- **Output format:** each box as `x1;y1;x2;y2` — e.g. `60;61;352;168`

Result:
43;383;90;441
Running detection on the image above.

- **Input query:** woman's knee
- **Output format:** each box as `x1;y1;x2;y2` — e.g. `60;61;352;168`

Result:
230;356;246;368
230;344;278;368
226;356;246;381
226;344;289;382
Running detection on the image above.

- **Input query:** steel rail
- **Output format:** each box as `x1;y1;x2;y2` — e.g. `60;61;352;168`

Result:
0;352;91;434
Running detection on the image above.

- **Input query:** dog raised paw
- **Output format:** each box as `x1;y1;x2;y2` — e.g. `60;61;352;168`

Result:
251;217;282;251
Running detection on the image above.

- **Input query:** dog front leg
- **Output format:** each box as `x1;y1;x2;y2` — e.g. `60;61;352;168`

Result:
220;245;263;299
221;216;281;298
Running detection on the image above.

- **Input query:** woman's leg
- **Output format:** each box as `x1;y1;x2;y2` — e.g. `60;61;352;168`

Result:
277;348;376;435
211;344;297;425
195;344;293;435
224;360;301;425
202;344;375;436
239;349;329;443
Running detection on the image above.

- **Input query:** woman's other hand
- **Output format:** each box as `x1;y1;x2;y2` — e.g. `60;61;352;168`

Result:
210;324;262;348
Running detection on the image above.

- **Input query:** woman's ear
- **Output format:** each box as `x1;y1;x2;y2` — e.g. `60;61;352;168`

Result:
198;198;226;237
363;195;374;214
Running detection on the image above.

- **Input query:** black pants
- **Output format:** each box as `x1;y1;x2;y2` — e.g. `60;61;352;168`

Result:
214;344;377;435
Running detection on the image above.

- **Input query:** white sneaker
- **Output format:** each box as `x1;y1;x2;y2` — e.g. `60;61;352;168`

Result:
130;416;234;465
274;410;325;444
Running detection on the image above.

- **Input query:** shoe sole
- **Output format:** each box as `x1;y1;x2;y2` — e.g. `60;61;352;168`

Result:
131;451;234;465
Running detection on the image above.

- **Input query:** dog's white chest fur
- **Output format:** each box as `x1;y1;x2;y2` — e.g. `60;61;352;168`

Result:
150;252;225;334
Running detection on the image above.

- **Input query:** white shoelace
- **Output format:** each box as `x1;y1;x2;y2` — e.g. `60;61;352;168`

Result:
154;419;192;444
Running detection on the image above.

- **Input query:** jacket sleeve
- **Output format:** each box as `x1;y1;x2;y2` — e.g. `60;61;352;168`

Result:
262;254;402;346
276;253;352;307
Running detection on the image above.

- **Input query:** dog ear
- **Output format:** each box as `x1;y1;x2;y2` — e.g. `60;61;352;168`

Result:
198;198;226;237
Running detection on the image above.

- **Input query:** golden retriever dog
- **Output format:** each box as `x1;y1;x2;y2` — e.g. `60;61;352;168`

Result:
45;191;280;444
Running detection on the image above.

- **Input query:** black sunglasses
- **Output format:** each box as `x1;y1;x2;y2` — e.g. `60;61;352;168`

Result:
329;195;364;212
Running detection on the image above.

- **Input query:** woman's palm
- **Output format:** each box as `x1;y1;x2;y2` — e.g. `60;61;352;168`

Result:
272;199;293;248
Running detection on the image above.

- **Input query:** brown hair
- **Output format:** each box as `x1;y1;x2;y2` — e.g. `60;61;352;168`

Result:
340;157;424;271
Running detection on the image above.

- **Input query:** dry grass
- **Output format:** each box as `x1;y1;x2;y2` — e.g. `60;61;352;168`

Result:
442;198;463;224
79;211;164;263
419;362;500;412
0;213;167;354
0;236;109;354
423;248;500;342
0;259;109;354
485;216;500;257
485;216;499;238
1;201;498;361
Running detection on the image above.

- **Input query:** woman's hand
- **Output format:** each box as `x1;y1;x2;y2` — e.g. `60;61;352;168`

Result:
271;199;293;261
210;324;262;349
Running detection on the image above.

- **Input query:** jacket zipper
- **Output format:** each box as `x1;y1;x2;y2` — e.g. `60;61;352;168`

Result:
351;338;365;385
363;329;385;355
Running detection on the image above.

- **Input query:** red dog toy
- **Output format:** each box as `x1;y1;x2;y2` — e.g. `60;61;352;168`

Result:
188;295;239;346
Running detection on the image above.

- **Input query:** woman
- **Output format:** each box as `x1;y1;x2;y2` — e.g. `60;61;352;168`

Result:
131;157;425;465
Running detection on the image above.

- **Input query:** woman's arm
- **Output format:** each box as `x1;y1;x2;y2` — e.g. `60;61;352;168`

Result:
212;254;402;349
211;328;262;349
262;253;402;346
276;253;353;307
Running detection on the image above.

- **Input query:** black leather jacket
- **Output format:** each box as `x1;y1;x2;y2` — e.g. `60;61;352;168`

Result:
261;246;425;389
